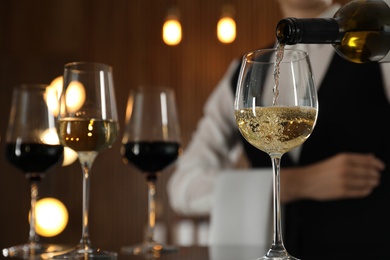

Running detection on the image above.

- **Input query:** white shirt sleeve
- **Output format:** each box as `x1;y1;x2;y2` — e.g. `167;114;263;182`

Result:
167;59;252;216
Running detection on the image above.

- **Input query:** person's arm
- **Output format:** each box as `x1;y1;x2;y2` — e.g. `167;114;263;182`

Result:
281;153;384;203
167;60;248;216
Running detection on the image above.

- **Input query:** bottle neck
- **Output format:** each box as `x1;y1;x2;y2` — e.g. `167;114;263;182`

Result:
276;18;340;45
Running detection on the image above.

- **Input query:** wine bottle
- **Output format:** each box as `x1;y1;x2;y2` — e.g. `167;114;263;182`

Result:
276;0;390;63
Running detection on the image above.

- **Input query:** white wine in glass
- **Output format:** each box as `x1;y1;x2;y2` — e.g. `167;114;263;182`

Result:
55;62;119;259
121;86;181;258
234;48;318;260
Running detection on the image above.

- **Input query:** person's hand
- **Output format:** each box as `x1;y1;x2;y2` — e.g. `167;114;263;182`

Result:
280;153;385;203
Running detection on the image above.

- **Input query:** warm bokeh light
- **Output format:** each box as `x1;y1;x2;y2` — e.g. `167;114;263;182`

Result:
65;81;86;113
40;128;78;166
40;128;60;145
45;88;59;117
31;198;68;237
217;16;236;43
50;76;63;98
45;77;63;117
62;147;78;166
163;18;182;45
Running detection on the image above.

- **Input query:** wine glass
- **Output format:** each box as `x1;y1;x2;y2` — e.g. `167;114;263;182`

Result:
54;62;119;259
234;48;318;260
121;86;181;258
3;84;65;259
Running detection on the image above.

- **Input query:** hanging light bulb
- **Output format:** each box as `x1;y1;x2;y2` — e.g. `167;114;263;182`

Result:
163;7;182;46
217;4;236;44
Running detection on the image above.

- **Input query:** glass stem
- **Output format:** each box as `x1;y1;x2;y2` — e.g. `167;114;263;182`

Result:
78;152;97;250
268;156;288;257
146;179;157;244
28;181;40;246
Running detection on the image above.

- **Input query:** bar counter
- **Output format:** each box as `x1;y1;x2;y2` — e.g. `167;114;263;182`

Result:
118;245;268;260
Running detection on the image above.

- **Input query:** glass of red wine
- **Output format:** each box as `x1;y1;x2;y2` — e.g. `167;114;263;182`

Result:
121;86;181;258
2;84;65;259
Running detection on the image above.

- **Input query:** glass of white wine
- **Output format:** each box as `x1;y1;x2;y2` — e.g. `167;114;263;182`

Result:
234;48;318;260
54;62;119;259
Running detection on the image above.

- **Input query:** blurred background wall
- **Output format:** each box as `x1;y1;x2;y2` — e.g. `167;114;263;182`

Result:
0;0;348;253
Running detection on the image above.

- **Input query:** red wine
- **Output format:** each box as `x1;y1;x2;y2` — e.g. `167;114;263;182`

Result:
122;141;180;180
6;143;64;182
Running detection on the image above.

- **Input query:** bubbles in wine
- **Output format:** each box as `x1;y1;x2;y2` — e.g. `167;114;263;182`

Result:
235;106;316;155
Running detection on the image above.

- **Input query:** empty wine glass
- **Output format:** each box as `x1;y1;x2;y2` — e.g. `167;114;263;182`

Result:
54;62;119;259
121;86;181;258
3;84;65;259
234;48;318;259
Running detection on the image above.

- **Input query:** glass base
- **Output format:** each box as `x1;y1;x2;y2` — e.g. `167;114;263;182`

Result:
255;256;300;260
2;242;68;259
254;248;300;260
45;245;117;260
121;242;178;258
